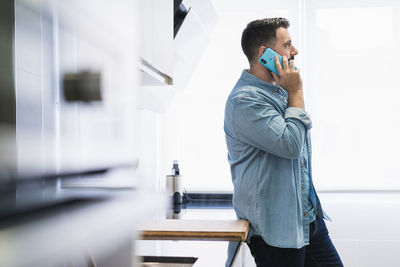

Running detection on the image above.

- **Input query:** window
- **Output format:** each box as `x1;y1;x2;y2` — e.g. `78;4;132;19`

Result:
168;0;400;192
305;0;400;190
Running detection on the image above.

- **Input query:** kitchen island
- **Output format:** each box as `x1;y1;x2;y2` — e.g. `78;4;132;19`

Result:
136;201;255;267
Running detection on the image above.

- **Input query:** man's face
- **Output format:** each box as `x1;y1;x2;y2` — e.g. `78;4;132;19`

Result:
272;27;298;60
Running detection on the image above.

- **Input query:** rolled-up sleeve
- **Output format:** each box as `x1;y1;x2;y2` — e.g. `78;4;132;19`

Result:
232;94;312;159
285;107;312;130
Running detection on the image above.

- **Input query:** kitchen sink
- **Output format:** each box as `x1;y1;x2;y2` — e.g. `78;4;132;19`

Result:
139;256;198;267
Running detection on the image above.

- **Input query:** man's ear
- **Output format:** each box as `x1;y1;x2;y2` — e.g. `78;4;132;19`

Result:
257;46;267;59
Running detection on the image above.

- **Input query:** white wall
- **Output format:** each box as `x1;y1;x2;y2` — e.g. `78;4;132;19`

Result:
321;192;400;267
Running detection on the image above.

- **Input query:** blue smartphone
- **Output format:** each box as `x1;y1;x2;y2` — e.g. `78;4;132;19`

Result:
258;48;297;77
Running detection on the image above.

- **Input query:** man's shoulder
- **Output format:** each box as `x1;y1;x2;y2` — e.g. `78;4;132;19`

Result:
228;83;273;105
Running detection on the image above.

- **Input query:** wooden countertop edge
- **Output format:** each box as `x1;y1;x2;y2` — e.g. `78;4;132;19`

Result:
138;219;249;241
141;231;247;240
140;234;244;241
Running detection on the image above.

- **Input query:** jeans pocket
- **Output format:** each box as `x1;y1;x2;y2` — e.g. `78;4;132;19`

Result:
310;217;319;240
309;221;315;241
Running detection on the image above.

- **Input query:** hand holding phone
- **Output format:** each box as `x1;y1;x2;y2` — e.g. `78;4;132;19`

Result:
259;48;302;94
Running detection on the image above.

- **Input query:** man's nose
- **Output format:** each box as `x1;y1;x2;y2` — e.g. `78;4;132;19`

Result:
291;45;298;56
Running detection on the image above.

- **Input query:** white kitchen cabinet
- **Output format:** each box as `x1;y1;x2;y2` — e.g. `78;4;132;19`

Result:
140;0;173;78
13;0;140;181
231;242;257;267
139;0;217;114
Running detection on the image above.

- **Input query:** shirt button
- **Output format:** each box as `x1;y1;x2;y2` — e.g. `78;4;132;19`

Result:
300;164;305;167
301;186;305;190
304;212;308;217
282;97;286;101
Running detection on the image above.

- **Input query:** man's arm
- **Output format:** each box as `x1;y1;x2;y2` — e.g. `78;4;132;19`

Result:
232;92;311;159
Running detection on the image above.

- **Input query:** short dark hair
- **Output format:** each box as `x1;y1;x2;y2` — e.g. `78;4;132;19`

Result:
241;18;290;64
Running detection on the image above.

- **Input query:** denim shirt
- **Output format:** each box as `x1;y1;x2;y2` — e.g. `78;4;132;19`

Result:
224;70;329;249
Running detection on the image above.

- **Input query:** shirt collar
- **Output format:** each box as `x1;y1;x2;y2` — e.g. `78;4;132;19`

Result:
240;69;287;96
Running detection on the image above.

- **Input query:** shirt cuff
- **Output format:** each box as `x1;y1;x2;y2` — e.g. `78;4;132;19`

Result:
285;107;312;130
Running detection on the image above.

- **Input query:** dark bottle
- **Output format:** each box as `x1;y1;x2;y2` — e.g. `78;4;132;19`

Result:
172;160;180;175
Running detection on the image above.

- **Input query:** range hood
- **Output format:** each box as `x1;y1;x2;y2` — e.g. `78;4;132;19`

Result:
174;0;189;39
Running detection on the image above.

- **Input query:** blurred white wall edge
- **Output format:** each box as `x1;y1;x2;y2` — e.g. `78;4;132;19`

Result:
4;1;166;266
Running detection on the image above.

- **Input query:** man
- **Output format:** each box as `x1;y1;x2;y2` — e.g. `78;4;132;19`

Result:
224;18;343;266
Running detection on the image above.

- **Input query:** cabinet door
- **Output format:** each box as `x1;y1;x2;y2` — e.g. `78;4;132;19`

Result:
140;0;153;64
140;0;173;77
231;243;256;267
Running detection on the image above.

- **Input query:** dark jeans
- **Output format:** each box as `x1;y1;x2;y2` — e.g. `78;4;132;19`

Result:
248;216;344;267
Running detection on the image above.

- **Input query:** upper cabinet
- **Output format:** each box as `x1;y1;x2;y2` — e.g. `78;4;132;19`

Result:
140;0;174;80
138;0;217;113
